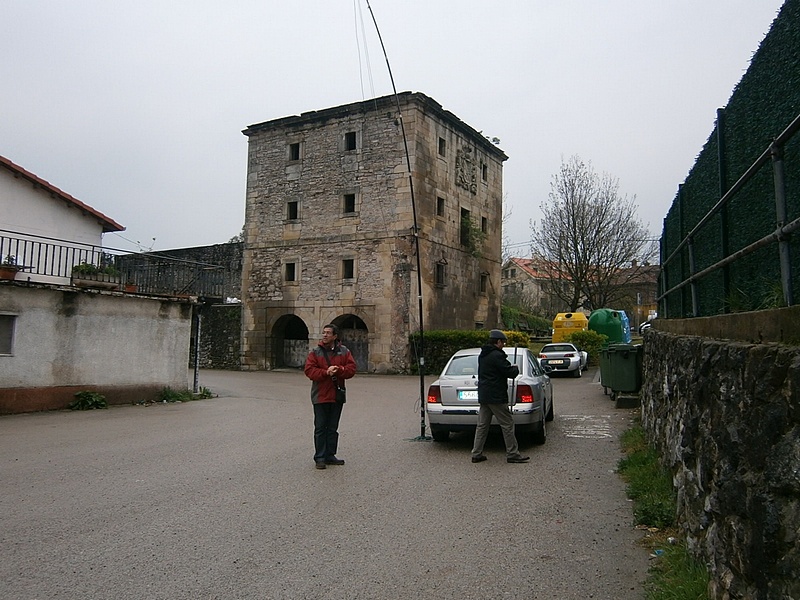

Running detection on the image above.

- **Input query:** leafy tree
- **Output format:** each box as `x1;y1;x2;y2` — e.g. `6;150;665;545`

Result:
530;156;655;311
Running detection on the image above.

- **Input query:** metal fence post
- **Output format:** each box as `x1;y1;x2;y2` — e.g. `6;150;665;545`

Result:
771;143;794;307
717;108;731;311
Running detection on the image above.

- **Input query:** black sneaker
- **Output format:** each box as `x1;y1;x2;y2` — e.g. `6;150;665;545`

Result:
507;455;530;463
315;461;327;470
325;457;345;465
471;454;488;463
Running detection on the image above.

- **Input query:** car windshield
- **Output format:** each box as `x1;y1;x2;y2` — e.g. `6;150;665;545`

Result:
444;355;478;376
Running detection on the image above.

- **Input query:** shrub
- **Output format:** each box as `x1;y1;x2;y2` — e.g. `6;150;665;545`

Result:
409;329;531;375
565;329;608;365
69;391;108;410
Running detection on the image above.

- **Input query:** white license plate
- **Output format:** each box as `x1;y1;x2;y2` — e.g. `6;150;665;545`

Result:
458;390;478;400
548;359;565;365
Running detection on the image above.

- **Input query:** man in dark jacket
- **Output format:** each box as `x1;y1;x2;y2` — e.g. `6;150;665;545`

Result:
304;324;357;470
470;329;530;464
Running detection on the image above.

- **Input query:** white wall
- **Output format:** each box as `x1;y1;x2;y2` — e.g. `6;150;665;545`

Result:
0;285;192;411
0;168;105;245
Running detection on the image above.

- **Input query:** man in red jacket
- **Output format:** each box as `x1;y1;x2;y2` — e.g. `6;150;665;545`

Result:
304;324;357;470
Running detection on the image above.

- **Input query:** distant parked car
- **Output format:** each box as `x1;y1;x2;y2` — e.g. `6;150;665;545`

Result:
425;347;553;444
538;343;588;377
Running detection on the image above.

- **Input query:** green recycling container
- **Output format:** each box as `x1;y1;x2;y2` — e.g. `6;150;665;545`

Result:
599;345;613;393
606;343;643;393
589;308;631;344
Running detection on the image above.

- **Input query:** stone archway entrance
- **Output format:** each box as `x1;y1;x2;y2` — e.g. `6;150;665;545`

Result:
332;314;369;372
272;314;309;369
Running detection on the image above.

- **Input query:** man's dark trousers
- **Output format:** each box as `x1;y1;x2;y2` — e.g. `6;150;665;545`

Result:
313;402;343;462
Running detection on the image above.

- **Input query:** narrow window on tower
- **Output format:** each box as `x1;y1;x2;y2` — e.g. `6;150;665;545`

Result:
345;131;357;151
287;200;299;221
342;258;355;280
436;196;445;217
343;193;356;214
460;208;471;246
284;262;297;283
435;260;447;287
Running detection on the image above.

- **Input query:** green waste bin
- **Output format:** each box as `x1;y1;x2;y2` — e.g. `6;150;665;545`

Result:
606;343;643;394
599;345;613;395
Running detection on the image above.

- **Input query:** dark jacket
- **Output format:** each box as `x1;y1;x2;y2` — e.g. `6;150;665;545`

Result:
304;341;357;404
477;344;519;404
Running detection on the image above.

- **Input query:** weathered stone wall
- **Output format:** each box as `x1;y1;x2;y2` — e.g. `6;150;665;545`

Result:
241;92;506;373
640;329;800;600
193;304;241;370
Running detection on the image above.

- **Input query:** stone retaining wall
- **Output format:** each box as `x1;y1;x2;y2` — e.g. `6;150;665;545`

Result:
640;329;800;600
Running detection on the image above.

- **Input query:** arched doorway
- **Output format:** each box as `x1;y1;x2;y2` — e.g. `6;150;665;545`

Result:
332;314;369;372
272;314;309;369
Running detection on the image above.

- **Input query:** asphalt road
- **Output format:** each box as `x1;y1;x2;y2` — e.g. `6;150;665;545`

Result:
1;368;648;599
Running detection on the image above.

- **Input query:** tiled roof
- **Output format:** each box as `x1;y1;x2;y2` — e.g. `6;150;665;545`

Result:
0;154;124;233
505;257;564;280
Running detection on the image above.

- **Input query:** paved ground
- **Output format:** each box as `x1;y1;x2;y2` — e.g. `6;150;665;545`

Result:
1;368;649;599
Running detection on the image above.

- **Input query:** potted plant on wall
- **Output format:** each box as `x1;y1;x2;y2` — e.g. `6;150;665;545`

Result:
0;255;20;280
71;262;121;290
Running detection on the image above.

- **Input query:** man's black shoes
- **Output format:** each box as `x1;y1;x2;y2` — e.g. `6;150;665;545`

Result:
325;457;345;466
315;461;327;470
471;454;488;463
507;455;530;463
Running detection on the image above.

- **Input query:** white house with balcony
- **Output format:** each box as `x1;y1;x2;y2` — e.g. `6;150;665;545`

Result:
0;154;192;414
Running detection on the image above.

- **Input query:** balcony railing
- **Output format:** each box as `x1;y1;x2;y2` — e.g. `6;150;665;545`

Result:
0;229;225;300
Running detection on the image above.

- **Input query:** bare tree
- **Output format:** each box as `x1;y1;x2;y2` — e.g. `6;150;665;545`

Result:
530;156;655;312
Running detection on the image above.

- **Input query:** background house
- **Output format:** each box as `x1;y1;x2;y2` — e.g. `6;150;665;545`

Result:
501;256;658;329
0;155;192;413
241;92;507;373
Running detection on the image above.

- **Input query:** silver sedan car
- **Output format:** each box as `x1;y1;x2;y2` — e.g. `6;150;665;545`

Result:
425;347;553;444
538;343;589;377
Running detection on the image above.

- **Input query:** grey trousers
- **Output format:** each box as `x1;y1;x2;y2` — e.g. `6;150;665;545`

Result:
471;403;520;458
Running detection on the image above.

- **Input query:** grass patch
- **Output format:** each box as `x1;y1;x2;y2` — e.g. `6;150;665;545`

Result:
69;390;108;410
158;386;215;403
618;424;710;599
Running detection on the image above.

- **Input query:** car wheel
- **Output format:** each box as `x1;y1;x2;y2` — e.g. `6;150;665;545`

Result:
431;427;450;442
545;396;554;422
531;412;547;445
573;364;582;378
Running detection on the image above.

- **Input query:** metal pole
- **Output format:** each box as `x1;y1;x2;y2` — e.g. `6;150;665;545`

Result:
366;1;428;440
192;306;201;393
717;108;731;310
688;237;699;317
510;345;518;412
772;143;794;306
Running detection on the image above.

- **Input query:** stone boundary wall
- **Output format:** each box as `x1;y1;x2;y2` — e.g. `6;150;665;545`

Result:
193;304;242;370
640;329;799;600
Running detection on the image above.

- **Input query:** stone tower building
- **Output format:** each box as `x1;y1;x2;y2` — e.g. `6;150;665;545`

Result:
241;92;507;373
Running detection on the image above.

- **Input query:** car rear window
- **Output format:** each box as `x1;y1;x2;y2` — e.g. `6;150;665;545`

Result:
544;345;573;352
444;355;478;376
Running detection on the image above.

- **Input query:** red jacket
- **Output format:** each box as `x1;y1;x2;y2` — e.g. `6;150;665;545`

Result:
304;341;356;404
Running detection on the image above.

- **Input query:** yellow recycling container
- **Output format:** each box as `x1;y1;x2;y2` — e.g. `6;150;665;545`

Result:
551;312;589;342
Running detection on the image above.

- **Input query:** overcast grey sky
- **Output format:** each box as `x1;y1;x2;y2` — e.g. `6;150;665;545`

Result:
0;1;786;253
